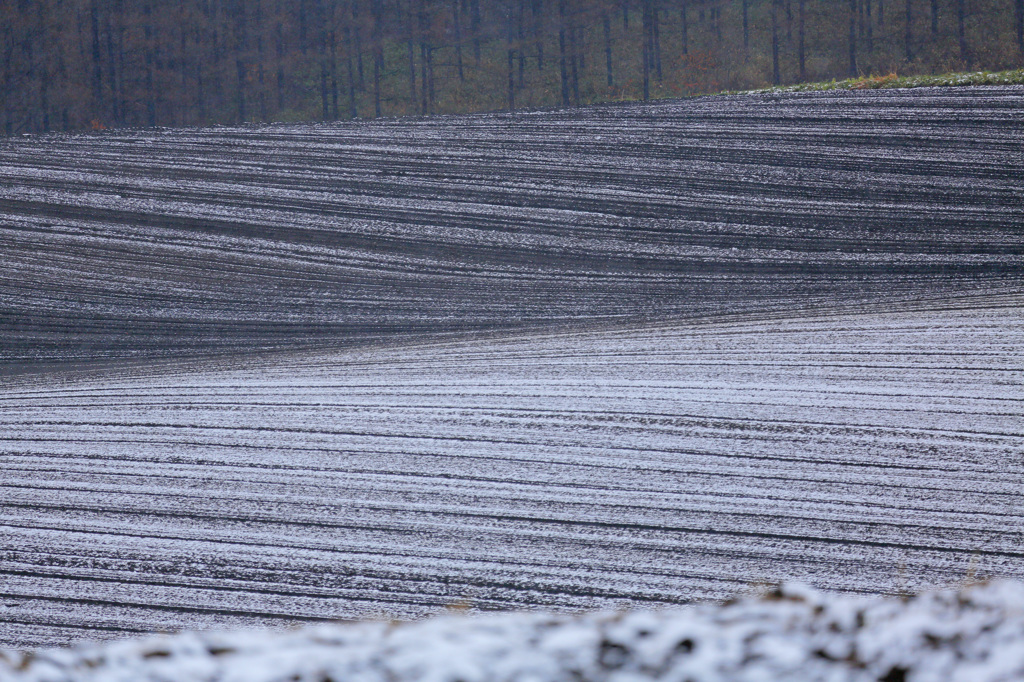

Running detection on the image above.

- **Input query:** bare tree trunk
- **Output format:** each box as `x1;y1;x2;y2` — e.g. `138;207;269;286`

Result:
57;0;70;131
372;0;383;115
41;66;51;132
1017;0;1024;56
905;0;913;61
516;0;526;84
89;0;103;114
452;0;464;80
533;0;544;70
233;0;248;123
471;0;481;61
406;2;416;110
319;0;330;119
641;0;650;99
743;0;749;51
345;20;357;117
652;0;662;79
104;2;121;124
866;0;873;52
680;0;688;55
193;1;206;123
931;0;938;36
353;0;364;90
196;37;206;122
427;21;435;108
798;0;806;80
179;20;189;125
1;21;12;135
144;0;157;126
849;0;857;76
418;0;430;114
330;26;339;120
576;24;584;70
255;0;266;120
419;41;428;114
299;0;309;53
568;20;579;103
23;24;39;132
772;0;781;84
558;0;569;105
507;2;515;110
603;9;613;86
957;0;967;64
276;0;286;110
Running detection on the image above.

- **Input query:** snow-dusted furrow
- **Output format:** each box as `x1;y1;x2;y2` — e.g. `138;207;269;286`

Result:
2;88;1022;369
1;298;1021;647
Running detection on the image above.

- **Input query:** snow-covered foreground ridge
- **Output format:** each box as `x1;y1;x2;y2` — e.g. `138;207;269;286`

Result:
4;581;1024;682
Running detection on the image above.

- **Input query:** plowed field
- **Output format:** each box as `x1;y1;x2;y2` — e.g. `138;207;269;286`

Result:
0;87;1021;649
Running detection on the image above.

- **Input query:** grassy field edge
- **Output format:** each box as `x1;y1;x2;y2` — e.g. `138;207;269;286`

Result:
743;67;1024;94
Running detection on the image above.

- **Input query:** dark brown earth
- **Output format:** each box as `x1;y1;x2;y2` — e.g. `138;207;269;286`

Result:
2;86;1021;373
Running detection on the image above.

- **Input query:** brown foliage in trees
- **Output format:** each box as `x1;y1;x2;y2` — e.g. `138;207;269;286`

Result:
1;0;1021;134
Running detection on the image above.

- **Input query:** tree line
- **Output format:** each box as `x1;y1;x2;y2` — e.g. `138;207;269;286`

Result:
2;0;1022;134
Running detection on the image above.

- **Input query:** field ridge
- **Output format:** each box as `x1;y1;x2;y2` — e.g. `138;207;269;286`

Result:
0;87;1021;649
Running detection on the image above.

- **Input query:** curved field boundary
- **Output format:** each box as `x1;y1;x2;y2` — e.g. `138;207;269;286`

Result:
2;87;1022;370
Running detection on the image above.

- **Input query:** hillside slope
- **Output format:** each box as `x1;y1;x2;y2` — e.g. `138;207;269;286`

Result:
1;87;1022;652
2;86;1022;370
2;295;1021;647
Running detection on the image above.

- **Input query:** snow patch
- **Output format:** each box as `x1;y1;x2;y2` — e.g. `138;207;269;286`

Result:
4;581;1024;681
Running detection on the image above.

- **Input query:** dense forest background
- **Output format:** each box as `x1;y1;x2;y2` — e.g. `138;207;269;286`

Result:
2;0;1023;134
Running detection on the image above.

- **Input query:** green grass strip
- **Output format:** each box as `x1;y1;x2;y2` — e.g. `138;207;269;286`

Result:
748;68;1024;94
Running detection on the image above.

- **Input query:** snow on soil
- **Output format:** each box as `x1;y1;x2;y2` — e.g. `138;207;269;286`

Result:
2;87;1022;368
1;297;1021;648
3;580;1024;682
1;86;1022;653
